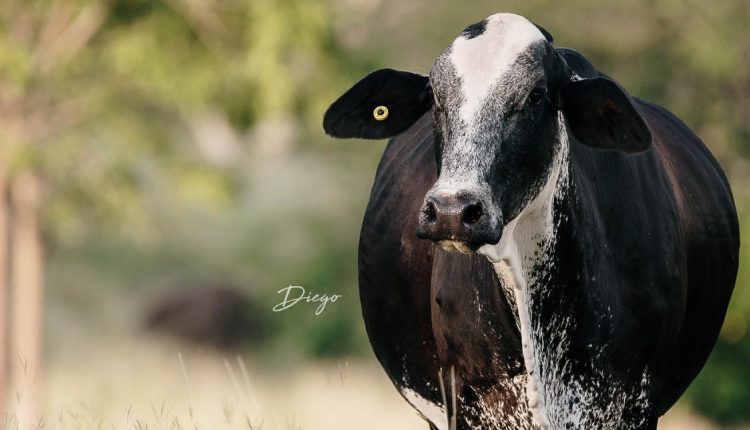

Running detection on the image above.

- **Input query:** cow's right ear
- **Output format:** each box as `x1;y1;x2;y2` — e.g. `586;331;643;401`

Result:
560;77;651;153
323;69;432;139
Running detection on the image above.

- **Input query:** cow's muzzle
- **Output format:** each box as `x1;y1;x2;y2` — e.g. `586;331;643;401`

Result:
416;188;502;251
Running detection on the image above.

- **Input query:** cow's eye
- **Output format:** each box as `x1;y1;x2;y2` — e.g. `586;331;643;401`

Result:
527;87;546;106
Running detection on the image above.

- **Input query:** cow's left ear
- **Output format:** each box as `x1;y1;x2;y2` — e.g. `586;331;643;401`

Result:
560;77;652;153
323;68;432;139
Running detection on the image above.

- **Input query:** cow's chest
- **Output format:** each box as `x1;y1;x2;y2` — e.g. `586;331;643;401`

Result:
489;239;648;430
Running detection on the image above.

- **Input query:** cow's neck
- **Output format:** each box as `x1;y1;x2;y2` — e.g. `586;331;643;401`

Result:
477;112;569;428
482;113;625;429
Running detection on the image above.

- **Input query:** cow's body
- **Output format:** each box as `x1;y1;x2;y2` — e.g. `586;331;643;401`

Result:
359;87;738;429
326;12;739;430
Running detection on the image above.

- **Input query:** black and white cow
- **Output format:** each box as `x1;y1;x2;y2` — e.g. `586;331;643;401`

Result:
324;13;739;430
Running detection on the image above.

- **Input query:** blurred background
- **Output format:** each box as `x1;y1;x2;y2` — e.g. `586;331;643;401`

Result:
0;0;747;429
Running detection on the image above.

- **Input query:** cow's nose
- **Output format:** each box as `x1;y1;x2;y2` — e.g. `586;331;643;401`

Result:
416;189;501;248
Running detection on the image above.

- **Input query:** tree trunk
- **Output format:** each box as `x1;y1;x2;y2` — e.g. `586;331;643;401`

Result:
9;172;43;428
0;173;9;414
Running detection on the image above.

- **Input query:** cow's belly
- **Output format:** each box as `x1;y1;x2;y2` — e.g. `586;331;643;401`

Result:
398;374;538;430
424;250;535;429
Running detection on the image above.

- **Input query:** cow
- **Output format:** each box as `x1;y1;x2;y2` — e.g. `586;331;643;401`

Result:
323;13;739;430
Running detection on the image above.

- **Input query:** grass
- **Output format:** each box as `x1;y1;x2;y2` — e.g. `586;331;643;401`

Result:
0;337;743;430
4;338;424;430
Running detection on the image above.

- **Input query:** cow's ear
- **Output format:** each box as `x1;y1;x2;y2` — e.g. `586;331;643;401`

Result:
560;77;651;153
531;21;553;43
323;68;432;139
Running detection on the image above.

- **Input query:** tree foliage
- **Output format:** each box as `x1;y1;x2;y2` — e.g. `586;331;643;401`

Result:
2;0;352;242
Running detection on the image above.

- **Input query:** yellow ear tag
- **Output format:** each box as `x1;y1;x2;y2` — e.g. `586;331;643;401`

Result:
373;105;389;121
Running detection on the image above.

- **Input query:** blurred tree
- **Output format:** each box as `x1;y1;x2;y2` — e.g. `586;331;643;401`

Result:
0;174;7;418
0;1;110;422
0;0;350;424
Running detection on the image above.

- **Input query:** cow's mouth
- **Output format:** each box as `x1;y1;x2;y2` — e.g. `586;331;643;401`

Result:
437;239;476;254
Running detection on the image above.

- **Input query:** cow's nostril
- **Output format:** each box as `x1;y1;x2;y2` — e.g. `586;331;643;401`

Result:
463;202;483;225
424;201;437;223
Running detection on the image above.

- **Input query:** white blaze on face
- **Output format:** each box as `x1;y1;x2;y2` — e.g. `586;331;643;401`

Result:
450;13;546;124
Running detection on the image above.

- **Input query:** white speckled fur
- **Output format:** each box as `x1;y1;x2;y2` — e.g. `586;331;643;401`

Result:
402;387;449;430
479;111;570;429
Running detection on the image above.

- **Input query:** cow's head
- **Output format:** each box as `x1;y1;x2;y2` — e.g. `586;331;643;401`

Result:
324;13;651;254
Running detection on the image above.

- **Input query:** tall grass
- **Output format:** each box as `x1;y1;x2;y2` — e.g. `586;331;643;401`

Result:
0;338;737;430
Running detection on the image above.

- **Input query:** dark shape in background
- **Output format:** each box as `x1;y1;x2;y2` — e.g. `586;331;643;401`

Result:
143;283;273;350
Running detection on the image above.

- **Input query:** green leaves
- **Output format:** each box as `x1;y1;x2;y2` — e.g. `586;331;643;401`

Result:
0;0;352;243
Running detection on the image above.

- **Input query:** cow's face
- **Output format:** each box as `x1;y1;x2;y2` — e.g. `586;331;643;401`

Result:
323;13;651;255
419;14;564;251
